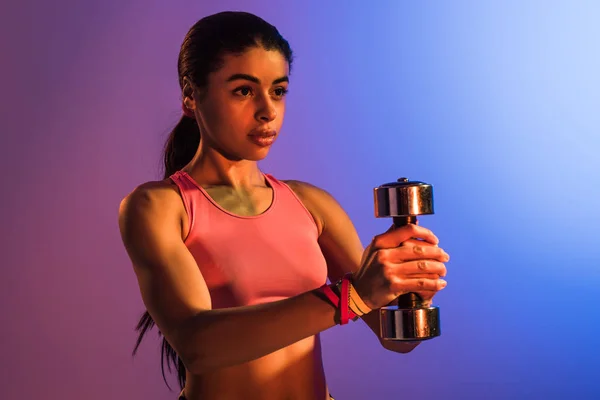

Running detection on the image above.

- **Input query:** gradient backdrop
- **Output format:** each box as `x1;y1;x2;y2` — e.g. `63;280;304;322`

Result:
2;0;599;399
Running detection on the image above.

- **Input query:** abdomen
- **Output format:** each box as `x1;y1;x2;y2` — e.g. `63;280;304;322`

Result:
186;335;328;400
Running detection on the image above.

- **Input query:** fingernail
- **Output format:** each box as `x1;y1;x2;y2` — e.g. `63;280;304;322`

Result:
439;279;447;288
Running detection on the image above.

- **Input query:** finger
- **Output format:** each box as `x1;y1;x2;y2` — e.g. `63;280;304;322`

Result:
372;224;439;249
404;273;440;279
379;245;450;264
397;260;447;277
409;260;447;277
392;277;447;293
383;259;446;278
401;238;438;248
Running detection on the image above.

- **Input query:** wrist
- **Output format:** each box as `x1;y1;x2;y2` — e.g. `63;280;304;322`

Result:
333;274;373;317
317;275;364;325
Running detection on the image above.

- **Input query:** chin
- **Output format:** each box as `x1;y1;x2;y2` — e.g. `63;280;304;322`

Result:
217;145;271;162
240;144;274;161
245;150;271;162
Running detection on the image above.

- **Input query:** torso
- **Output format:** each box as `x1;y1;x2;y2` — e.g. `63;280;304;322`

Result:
169;172;331;400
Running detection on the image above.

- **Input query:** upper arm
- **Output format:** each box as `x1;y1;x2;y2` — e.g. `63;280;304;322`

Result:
118;182;211;360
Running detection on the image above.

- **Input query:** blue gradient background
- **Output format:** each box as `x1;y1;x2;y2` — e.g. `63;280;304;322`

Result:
2;1;599;399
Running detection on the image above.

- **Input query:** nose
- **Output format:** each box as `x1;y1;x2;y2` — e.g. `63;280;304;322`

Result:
254;95;277;123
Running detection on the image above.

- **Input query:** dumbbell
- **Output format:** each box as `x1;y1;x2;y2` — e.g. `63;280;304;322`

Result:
373;178;441;341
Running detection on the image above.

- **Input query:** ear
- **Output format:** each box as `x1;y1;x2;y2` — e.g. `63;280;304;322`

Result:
181;77;196;111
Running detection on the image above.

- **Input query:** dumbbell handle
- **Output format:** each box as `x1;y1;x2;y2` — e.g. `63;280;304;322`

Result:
391;215;425;309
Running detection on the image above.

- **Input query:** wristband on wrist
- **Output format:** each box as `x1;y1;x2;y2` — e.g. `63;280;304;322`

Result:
340;276;351;324
335;273;373;317
317;274;359;325
349;280;372;315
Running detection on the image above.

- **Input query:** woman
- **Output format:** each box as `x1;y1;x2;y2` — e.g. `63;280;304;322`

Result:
118;11;449;400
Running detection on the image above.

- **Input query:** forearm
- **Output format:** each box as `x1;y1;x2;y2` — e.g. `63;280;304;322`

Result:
177;288;337;374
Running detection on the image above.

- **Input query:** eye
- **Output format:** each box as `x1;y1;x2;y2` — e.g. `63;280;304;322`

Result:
234;86;253;97
272;87;288;98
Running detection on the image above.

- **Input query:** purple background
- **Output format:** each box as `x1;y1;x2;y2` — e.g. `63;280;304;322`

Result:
2;1;599;399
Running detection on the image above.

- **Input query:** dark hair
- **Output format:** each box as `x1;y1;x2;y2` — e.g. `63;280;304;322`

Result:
132;11;293;392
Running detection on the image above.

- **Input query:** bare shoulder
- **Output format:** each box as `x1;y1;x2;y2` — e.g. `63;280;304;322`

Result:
118;179;185;239
119;179;181;213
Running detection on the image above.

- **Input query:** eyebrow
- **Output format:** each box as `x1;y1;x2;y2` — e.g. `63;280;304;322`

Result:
226;74;289;85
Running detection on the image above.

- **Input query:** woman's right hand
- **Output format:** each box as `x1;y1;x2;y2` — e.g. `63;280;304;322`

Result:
351;224;450;310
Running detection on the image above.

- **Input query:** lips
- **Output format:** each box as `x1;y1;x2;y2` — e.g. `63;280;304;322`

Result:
248;130;277;147
249;130;277;138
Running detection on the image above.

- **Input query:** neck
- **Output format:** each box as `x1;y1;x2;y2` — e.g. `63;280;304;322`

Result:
184;147;265;190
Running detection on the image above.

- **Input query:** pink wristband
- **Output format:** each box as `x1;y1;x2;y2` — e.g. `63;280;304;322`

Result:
317;278;357;325
319;284;340;308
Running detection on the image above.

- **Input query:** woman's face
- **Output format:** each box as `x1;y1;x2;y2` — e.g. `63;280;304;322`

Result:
187;46;289;161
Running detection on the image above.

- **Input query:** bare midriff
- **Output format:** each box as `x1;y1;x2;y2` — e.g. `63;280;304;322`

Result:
183;335;331;400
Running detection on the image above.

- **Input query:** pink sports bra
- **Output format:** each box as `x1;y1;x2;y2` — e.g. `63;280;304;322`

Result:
169;171;329;308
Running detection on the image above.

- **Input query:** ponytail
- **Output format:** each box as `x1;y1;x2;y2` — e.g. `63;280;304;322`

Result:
133;311;186;392
132;114;199;393
162;115;201;179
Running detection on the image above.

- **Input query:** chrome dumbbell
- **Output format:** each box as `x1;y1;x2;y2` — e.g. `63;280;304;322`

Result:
374;178;441;341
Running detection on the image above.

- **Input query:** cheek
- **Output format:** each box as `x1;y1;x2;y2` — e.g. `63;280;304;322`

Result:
206;103;252;139
200;99;236;129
